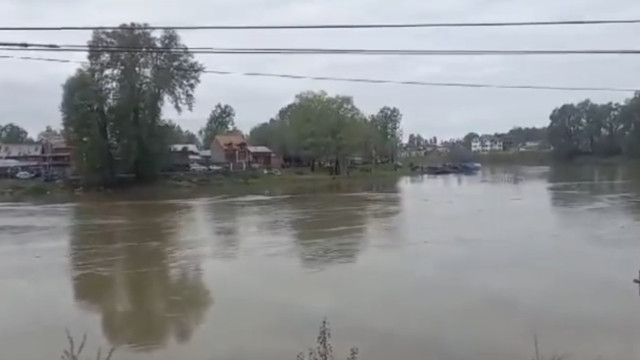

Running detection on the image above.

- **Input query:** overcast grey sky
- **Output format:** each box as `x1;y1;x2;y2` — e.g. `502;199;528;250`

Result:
1;0;639;139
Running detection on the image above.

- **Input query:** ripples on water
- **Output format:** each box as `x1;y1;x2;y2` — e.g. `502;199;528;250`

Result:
1;166;640;360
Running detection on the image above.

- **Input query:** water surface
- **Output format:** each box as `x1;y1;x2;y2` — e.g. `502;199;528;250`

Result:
1;165;640;360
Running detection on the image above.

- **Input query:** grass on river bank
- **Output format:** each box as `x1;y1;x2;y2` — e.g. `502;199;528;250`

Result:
59;319;568;360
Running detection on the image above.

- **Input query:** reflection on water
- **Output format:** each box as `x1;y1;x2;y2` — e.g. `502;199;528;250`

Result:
548;165;640;214
289;194;368;267
69;202;212;351
206;198;242;259
1;166;640;360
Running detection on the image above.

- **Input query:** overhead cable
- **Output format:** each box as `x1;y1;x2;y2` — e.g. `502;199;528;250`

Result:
0;19;639;31
0;53;635;92
2;45;640;56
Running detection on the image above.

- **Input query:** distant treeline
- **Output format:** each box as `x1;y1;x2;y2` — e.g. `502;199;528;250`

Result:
548;92;640;159
461;91;640;160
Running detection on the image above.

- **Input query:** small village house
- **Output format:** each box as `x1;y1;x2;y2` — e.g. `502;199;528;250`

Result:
0;144;42;177
169;144;200;171
0;143;43;162
42;139;72;169
211;133;280;170
0;139;73;177
211;133;250;170
247;146;274;167
199;150;211;167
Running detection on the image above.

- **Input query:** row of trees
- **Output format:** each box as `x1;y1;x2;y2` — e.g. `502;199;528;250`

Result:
0;123;65;144
548;93;640;158
58;23;401;184
248;91;403;175
406;134;438;148
0;123;32;143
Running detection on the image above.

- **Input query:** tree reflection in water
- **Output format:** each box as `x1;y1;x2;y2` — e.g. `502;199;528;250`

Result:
548;165;639;209
287;180;400;268
69;201;212;351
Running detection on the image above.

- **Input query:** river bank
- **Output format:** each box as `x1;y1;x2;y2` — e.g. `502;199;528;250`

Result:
407;150;640;167
0;168;409;202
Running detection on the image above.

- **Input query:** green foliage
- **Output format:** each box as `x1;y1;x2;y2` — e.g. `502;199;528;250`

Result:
506;126;547;145
199;103;236;149
297;318;358;360
370;106;403;162
162;119;200;147
61;331;115;360
61;23;204;186
249;91;402;174
407;133;427;149
0;123;32;143
462;132;479;148
548;98;631;158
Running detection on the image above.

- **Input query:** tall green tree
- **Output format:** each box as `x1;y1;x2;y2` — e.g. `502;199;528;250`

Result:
548;103;585;157
371;106;403;162
619;93;640;156
62;68;115;185
61;23;203;185
199;103;236;149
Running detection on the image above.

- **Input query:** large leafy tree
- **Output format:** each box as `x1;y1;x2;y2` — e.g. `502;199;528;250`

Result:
249;91;376;174
0;123;31;143
548;97;634;158
371;106;403;162
199;103;236;149
618;93;640;156
61;23;204;185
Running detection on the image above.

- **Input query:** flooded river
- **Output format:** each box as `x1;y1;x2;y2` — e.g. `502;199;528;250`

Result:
1;165;640;360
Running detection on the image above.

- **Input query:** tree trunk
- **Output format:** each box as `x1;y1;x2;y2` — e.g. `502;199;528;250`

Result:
96;108;116;187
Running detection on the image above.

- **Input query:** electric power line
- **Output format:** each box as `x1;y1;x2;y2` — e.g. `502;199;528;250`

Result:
0;53;636;92
2;44;640;56
0;19;639;31
204;70;638;92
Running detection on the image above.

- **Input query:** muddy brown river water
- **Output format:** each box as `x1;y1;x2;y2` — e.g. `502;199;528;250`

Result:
1;165;640;360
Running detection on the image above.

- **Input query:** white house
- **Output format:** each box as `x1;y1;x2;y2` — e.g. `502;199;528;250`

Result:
471;138;482;152
471;136;503;152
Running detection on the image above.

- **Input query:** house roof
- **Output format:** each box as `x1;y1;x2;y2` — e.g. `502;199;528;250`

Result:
0;159;39;168
247;145;272;153
478;135;502;142
170;144;199;153
0;144;43;157
214;134;247;148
